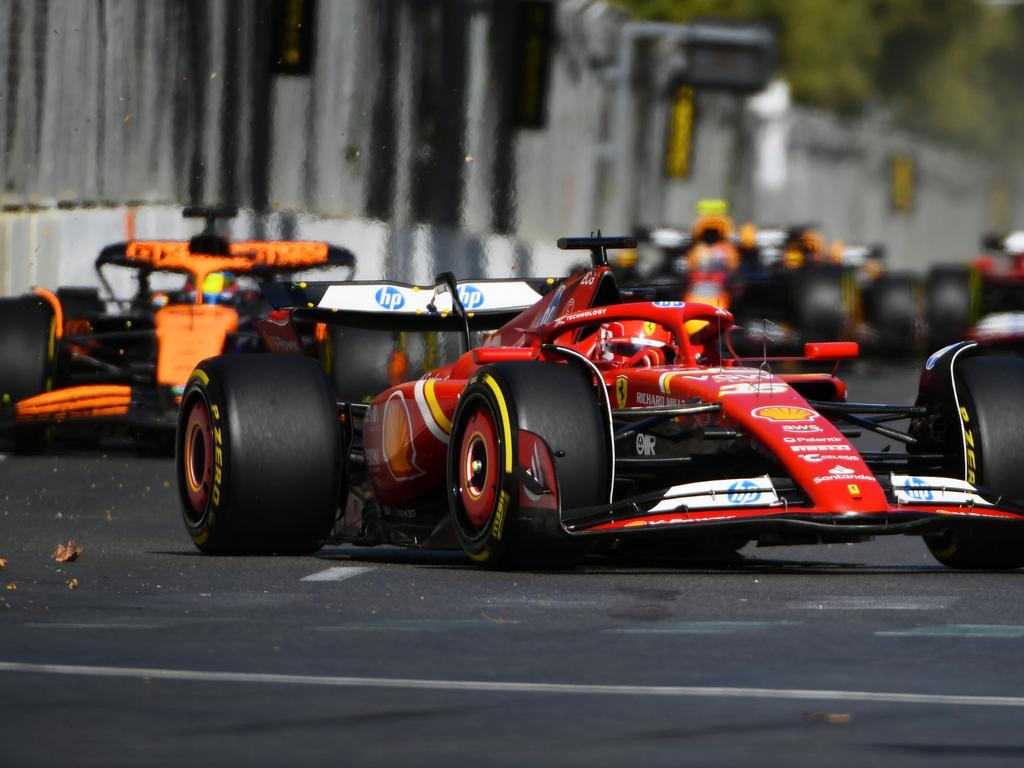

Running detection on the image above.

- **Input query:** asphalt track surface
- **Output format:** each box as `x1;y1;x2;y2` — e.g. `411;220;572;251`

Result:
4;361;1024;767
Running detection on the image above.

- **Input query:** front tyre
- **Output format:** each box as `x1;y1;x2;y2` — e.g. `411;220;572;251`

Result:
177;354;342;555
924;355;1024;569
793;265;849;341
0;295;56;453
924;267;975;350
447;361;611;570
864;274;918;354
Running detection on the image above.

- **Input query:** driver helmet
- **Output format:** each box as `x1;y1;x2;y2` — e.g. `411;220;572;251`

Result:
594;320;673;367
186;271;239;305
1004;231;1024;255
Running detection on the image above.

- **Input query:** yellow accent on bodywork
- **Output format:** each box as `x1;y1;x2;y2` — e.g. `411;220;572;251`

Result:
424;378;452;434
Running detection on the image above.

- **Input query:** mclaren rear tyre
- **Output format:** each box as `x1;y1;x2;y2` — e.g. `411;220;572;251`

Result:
447;361;612;570
925;267;975;350
0;295;56;453
924;355;1024;569
864;275;918;354
793;265;848;342
55;287;105;322
177;354;342;555
323;326;402;405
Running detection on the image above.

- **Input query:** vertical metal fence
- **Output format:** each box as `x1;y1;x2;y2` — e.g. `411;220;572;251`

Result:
0;0;1020;286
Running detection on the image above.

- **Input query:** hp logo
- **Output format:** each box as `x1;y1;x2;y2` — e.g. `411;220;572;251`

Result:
375;286;406;311
903;477;933;502
457;285;485;310
727;479;762;504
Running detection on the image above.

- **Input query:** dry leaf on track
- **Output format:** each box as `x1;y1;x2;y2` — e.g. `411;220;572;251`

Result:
5;583;15;591
0;558;7;570
67;578;79;590
802;712;851;725
52;541;84;563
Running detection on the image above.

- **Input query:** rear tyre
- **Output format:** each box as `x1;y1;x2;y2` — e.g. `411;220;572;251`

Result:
864;274;918;354
0;295;55;452
924;355;1024;569
323;326;401;404
55;287;104;322
925;267;975;350
177;354;342;554
793;265;848;341
447;361;611;570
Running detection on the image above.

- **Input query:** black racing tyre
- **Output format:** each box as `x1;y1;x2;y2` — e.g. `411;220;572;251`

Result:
793;265;848;341
322;326;399;404
55;287;104;322
925;267;975;350
177;354;342;555
924;355;1024;569
0;295;56;452
864;274;918;354
447;361;611;570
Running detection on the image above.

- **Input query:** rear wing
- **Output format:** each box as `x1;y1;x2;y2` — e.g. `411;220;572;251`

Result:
264;276;560;333
96;240;355;273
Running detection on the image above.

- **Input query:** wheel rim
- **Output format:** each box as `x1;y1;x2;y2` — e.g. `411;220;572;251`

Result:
458;404;499;529
183;397;213;521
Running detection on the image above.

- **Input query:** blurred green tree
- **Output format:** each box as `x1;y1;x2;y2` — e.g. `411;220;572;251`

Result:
612;0;1024;156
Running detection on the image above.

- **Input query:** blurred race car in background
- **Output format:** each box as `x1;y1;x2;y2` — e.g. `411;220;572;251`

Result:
633;212;918;355
0;207;355;451
924;231;1024;352
174;235;1024;571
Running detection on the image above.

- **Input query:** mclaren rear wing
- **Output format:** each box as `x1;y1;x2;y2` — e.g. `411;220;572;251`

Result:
96;240;356;273
263;275;562;333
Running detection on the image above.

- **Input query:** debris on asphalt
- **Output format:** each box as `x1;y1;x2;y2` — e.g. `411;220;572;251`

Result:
0;558;7;570
67;578;79;590
52;541;84;563
5;583;15;591
802;712;852;725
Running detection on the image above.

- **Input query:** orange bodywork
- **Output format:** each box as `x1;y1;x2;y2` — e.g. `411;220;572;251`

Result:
16;385;132;421
33;287;63;340
154;304;239;386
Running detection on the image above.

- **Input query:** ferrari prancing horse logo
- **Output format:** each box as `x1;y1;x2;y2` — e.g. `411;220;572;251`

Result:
615;376;629;408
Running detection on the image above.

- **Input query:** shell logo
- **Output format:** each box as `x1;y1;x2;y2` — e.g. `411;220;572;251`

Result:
751;405;819;422
382;391;424;481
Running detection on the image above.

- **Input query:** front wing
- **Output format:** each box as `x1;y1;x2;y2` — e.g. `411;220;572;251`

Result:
1;384;178;433
561;474;1024;540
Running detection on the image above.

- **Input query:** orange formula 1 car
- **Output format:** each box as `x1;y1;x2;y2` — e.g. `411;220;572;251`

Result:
0;207;354;451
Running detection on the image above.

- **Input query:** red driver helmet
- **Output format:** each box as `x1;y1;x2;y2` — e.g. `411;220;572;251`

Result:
594;319;674;367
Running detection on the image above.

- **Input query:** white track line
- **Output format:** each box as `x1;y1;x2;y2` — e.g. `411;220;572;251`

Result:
300;566;372;582
2;661;1024;708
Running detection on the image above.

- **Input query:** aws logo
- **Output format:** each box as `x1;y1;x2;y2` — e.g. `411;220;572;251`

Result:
382;391;424;481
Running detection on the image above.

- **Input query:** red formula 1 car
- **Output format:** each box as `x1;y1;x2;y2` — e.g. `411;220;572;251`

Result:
176;236;1024;569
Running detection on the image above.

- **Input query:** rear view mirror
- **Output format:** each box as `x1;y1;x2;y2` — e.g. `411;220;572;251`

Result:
803;341;858;360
